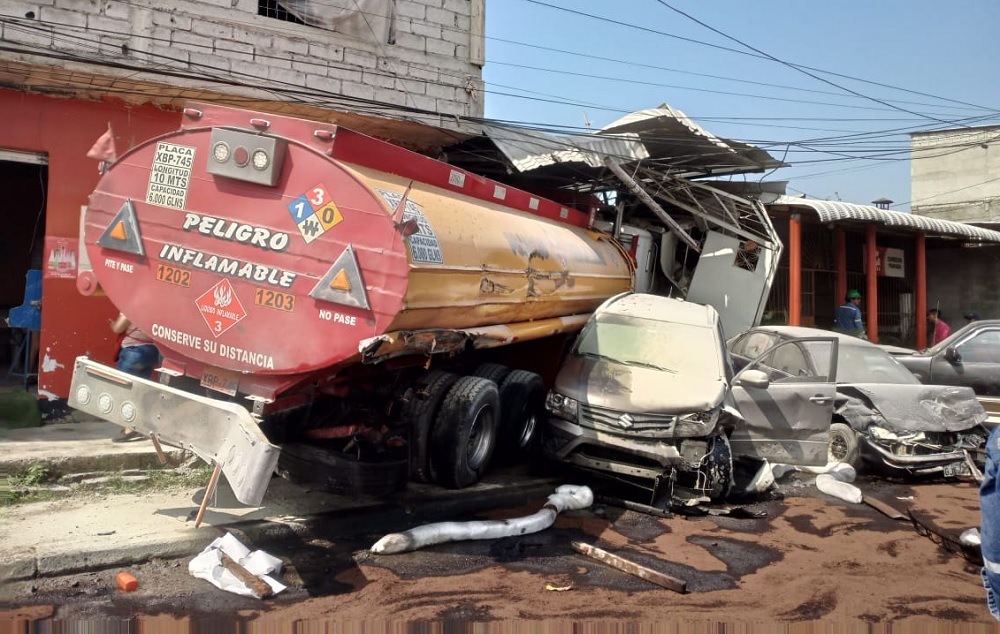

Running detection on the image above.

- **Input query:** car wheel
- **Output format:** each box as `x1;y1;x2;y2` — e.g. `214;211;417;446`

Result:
828;422;860;467
401;370;460;483
430;376;500;489
496;370;546;459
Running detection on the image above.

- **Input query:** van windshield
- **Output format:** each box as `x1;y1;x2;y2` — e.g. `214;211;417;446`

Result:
575;314;723;379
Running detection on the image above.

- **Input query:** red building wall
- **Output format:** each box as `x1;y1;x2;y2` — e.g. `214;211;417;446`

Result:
0;89;179;399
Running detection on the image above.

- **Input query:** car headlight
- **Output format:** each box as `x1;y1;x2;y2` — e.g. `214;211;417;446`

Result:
673;409;720;437
545;391;579;420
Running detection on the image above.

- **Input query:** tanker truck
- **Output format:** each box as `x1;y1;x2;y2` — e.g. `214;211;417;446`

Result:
68;103;780;507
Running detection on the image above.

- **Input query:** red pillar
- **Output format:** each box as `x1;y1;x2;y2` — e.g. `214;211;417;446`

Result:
915;232;927;349
835;228;847;305
789;213;802;326
865;225;878;343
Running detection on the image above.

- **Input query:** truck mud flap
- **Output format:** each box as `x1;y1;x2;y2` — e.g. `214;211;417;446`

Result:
69;356;278;506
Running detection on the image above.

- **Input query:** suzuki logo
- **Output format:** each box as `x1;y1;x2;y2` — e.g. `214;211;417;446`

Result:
617;413;634;429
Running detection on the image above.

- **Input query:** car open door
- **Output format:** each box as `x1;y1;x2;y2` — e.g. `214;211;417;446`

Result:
729;337;838;466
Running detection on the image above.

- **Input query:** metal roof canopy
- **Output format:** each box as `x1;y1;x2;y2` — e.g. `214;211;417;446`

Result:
472;104;785;185
769;196;1000;243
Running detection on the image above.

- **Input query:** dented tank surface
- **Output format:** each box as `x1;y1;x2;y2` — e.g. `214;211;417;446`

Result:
836;384;986;434
82;104;633;378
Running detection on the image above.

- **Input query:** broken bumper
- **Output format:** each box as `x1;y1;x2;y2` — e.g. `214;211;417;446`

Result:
543;416;687;479
68;356;279;506
861;437;974;477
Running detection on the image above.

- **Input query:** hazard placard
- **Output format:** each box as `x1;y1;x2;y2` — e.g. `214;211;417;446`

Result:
195;279;247;337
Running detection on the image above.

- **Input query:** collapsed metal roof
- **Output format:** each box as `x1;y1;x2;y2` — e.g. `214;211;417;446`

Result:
770;196;1000;243
448;104;785;188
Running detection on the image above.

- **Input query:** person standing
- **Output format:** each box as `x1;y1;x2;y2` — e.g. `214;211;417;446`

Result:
966;312;982;324
110;312;159;442
834;289;866;338
928;308;952;346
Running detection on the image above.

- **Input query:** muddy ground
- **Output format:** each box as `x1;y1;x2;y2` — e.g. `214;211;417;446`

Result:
1;472;993;628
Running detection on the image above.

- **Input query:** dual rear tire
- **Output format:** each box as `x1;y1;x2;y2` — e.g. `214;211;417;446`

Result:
405;364;546;489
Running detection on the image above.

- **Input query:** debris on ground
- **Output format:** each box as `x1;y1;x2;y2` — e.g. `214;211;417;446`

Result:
570;541;688;594
188;532;285;599
370;485;593;554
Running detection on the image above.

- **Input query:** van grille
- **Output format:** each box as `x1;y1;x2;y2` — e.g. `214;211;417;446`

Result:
579;404;676;433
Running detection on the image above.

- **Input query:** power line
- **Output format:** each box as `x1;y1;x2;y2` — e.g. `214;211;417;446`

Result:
651;0;973;129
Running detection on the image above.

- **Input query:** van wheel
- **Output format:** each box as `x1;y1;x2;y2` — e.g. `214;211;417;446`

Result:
706;433;733;500
431;376;500;489
828;422;860;467
497;370;546;457
402;371;460;483
472;363;511;386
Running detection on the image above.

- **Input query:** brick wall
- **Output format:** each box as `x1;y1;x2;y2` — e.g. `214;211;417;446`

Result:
0;0;484;131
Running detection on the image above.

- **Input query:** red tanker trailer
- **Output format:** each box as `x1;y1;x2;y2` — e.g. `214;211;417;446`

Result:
68;104;637;505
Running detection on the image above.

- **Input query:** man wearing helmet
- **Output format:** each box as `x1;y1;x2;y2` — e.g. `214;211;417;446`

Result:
834;289;866;339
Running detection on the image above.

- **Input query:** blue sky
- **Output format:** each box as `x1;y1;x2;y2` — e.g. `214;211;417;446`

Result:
483;0;1000;211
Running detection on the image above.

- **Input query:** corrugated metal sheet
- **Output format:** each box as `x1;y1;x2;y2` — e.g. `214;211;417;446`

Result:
771;196;1000;243
479;124;648;172
480;104;783;178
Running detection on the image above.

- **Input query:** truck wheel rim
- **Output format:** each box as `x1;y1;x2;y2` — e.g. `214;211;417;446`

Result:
467;405;496;470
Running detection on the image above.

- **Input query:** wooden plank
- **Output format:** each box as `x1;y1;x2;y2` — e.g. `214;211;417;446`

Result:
863;496;907;521
571;541;687;594
194;461;222;529
220;552;273;599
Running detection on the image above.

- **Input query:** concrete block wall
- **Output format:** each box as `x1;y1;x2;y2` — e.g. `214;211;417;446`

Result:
927;245;1000;324
0;0;484;129
911;126;1000;223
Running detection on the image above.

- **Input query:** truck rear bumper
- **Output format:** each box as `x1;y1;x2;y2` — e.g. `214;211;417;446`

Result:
68;356;279;506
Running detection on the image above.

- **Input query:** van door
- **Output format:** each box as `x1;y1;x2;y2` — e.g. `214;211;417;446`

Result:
728;337;838;466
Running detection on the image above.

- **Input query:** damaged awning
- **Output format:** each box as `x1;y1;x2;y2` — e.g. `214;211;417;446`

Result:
471;104;785;184
769;196;1000;243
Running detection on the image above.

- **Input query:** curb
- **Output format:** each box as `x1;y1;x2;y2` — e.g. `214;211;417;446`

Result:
2;477;560;581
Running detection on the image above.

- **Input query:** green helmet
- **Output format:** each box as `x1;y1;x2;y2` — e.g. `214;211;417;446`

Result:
846;289;862;300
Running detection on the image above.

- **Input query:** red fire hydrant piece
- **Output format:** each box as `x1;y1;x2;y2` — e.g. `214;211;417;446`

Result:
116;571;139;592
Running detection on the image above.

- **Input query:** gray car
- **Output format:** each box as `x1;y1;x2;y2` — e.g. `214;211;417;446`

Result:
542;293;840;505
728;325;988;478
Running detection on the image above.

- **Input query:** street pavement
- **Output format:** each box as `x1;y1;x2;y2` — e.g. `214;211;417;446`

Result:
0;418;556;586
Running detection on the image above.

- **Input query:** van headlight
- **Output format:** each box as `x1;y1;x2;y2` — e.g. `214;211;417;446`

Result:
673;409;720;437
546;391;579;421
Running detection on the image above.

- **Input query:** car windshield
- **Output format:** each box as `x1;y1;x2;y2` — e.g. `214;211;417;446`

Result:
575;314;723;379
836;343;920;384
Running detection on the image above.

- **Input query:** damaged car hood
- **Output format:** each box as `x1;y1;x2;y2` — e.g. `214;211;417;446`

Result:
554;354;727;415
836;383;986;433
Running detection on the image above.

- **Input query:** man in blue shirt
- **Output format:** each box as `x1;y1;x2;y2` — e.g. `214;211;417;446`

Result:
834;289;865;338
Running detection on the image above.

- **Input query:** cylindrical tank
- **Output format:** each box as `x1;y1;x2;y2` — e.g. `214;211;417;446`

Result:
82;107;633;376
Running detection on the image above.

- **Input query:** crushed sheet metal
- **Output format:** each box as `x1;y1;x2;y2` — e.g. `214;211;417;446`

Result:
358;313;592;363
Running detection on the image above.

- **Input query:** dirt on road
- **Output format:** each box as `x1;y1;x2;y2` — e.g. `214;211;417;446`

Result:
2;473;994;629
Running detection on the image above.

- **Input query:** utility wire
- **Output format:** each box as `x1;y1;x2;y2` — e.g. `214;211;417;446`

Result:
652;0;973;128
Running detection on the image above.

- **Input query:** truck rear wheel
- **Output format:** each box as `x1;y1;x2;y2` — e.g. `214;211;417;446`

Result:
497;370;545;458
431;376;500;489
402;370;460;483
472;363;511;386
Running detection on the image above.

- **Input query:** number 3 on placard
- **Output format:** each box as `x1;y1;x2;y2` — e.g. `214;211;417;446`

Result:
310;188;325;206
214;321;222;333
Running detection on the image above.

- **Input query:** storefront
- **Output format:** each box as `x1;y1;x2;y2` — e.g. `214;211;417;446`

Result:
765;197;1000;348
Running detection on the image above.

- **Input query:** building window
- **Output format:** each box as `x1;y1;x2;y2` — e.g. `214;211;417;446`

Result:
258;0;306;25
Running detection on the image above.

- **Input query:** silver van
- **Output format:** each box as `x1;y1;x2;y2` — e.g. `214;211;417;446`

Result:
542;293;839;505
